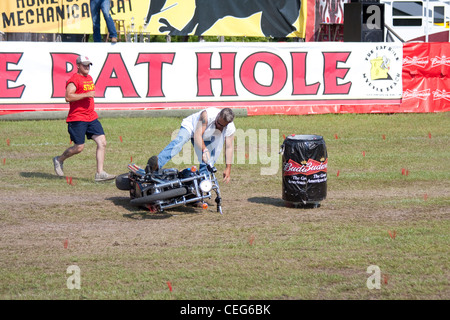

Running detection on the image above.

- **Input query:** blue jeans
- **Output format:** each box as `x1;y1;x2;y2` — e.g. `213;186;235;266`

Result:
158;127;216;175
90;0;117;42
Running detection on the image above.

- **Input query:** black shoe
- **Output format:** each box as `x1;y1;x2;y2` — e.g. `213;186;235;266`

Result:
146;156;159;173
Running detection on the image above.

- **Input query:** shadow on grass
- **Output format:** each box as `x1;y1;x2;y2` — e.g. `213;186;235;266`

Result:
248;196;321;209
107;196;200;220
19;171;92;183
20;171;64;180
247;196;286;207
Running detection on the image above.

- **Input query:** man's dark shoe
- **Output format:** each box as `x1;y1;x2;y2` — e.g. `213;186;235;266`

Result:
146;155;159;173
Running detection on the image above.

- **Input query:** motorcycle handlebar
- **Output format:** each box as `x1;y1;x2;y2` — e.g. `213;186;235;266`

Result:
206;163;217;173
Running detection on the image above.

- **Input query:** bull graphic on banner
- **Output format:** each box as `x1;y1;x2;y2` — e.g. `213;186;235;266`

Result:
1;0;305;37
145;0;302;37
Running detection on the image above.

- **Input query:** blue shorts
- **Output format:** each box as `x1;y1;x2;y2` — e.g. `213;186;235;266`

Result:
67;119;105;145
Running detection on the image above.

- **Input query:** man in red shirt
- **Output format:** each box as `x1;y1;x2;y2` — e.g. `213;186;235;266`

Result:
53;55;115;182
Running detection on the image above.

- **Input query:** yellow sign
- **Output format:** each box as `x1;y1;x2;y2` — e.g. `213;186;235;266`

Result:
1;0;306;38
370;56;390;80
0;0;141;34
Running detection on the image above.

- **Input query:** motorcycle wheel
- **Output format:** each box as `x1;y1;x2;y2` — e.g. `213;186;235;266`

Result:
130;187;188;205
115;173;131;190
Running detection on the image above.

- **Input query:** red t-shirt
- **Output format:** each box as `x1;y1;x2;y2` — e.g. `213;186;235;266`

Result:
65;73;98;122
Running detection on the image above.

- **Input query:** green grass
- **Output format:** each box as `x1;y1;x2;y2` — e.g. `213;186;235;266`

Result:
0;113;449;300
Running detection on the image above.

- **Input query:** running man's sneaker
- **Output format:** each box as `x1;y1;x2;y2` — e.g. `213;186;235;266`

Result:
53;156;64;176
95;171;116;182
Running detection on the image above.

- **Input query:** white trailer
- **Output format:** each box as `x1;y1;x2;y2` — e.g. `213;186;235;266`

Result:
381;0;450;42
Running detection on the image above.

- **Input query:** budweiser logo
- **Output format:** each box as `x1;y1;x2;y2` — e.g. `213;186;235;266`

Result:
403;56;428;67
402;89;430;100
433;89;450;101
431;56;450;67
283;158;328;176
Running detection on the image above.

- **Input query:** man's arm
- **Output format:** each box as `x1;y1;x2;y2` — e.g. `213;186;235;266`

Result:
194;110;209;163
223;134;234;183
65;82;95;103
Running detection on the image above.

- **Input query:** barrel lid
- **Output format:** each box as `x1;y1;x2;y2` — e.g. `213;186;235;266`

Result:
287;134;323;141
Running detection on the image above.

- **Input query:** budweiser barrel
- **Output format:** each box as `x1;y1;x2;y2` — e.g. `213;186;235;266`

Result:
281;135;327;207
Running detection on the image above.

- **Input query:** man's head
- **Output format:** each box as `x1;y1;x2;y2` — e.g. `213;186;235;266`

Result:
76;55;92;76
76;55;92;66
216;108;235;130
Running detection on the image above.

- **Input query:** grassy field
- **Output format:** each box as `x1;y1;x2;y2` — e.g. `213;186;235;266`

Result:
0;112;449;300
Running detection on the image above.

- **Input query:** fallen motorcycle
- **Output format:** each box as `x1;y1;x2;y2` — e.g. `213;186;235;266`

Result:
115;161;223;214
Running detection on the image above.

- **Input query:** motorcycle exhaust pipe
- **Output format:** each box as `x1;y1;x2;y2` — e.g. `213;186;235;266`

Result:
159;194;212;210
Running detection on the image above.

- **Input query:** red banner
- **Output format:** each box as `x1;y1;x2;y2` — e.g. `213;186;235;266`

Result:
401;42;450;113
0;42;448;117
